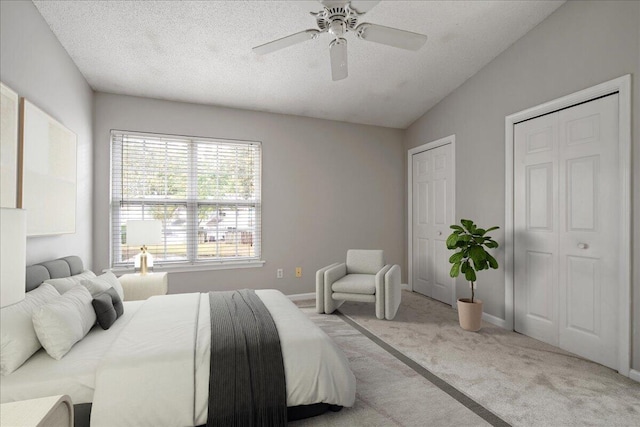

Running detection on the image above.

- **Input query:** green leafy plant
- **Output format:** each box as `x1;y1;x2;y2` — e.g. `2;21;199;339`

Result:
446;219;499;303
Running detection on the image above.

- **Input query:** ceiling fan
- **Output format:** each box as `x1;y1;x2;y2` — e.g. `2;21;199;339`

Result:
252;1;427;81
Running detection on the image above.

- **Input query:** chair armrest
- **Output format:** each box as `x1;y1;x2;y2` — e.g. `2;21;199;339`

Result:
385;264;401;287
375;265;392;319
384;264;402;320
316;263;340;313
324;263;347;287
375;264;392;296
324;263;347;314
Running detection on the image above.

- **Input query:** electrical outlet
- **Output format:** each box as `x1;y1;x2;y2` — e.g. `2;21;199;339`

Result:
295;267;302;278
276;268;283;279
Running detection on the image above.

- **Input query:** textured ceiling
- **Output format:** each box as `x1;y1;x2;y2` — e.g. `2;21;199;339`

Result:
33;1;564;129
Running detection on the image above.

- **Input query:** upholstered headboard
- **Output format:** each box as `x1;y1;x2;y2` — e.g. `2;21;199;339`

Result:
25;256;84;292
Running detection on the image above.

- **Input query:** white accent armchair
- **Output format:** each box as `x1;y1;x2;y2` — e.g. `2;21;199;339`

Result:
316;250;401;320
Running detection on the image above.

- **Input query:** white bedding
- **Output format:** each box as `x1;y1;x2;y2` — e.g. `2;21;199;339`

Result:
195;290;357;424
3;290;356;427
91;290;356;427
0;301;144;404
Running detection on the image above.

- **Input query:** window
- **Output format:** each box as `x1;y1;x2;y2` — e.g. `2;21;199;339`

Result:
111;130;261;269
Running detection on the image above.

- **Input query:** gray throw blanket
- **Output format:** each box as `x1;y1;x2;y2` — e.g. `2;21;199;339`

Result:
207;290;287;427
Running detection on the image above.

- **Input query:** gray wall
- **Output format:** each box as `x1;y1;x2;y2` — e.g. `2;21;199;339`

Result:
93;92;404;295
0;1;94;267
404;1;640;369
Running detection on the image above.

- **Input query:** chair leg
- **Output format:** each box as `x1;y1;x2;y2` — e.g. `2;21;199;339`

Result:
325;292;345;314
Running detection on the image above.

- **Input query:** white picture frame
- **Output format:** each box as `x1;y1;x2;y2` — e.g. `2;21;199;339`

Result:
1;82;19;208
19;98;77;236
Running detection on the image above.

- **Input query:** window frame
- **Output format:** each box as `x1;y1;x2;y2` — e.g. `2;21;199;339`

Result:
109;130;264;272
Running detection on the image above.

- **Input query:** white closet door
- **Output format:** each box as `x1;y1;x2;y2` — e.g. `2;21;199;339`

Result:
514;112;560;345
514;94;619;369
412;143;454;305
557;95;619;369
412;149;432;297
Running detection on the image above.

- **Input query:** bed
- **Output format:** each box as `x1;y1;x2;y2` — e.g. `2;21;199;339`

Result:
0;256;356;426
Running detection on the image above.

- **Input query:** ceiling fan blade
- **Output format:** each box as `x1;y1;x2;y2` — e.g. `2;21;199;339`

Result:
319;1;380;14
253;29;319;55
348;1;380;14
329;38;348;81
320;0;345;6
356;23;427;51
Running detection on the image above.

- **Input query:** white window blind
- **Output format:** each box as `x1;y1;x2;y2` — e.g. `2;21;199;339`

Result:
111;130;261;269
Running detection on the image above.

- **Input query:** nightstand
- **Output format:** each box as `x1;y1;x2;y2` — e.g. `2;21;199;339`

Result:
118;272;169;301
0;395;73;427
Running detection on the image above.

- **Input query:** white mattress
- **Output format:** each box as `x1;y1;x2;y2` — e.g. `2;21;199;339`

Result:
0;301;144;404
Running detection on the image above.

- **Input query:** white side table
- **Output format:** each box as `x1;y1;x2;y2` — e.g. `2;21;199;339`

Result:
118;272;169;301
0;395;73;427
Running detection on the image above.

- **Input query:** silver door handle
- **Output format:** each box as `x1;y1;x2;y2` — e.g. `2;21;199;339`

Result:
437;231;442;236
577;243;588;249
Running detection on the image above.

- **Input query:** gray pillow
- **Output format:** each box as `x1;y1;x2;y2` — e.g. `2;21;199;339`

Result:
92;293;117;330
92;288;124;330
105;287;124;318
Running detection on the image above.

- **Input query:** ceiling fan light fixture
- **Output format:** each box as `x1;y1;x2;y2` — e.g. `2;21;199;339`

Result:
329;19;347;36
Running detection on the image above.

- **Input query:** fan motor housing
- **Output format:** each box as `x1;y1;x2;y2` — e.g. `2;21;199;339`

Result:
315;6;359;35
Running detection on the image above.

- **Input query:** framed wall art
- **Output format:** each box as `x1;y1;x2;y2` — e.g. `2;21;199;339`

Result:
1;82;19;208
19;98;77;236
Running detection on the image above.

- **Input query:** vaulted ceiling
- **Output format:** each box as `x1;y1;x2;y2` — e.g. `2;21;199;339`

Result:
34;1;564;128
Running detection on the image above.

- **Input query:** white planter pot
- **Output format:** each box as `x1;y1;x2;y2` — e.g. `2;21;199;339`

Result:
457;298;483;331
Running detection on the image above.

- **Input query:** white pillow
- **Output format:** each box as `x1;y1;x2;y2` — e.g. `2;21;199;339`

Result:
32;285;96;360
43;270;96;294
0;284;60;376
81;271;124;301
81;276;110;296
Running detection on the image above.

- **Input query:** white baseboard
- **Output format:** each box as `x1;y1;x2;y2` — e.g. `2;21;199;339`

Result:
291;285;410;301
629;369;640;383
482;312;508;329
290;286;411;300
287;292;315;301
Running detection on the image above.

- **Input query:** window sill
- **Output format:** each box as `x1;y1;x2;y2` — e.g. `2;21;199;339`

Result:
108;260;265;275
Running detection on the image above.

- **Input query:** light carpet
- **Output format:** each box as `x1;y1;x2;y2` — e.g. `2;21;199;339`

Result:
292;307;500;426
332;290;640;426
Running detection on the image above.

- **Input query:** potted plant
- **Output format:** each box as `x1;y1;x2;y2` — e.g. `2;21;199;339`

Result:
446;219;499;331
